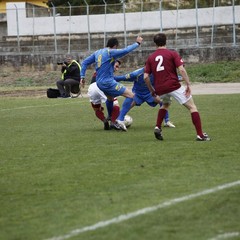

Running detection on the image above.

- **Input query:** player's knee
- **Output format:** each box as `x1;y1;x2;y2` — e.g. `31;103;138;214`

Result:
91;103;102;111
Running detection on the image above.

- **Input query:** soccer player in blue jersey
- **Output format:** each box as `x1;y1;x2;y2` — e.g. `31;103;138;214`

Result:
114;67;175;131
87;60;122;130
80;36;143;130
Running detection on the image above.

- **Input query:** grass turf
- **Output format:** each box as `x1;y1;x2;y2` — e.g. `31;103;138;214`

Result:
0;94;239;240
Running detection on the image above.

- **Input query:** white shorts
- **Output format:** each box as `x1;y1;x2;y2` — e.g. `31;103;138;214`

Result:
87;82;119;106
160;85;192;105
88;82;107;104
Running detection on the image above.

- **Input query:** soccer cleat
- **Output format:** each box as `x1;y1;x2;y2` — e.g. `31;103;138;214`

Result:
103;119;110;130
196;133;211;141
164;121;175;128
111;122;121;130
154;127;163;140
116;119;127;131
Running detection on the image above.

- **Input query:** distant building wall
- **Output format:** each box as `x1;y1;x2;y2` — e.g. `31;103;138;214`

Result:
6;3;240;36
0;0;47;13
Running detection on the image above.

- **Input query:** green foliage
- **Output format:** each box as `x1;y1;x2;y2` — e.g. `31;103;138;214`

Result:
0;95;240;240
47;0;122;7
187;61;240;83
15;77;34;86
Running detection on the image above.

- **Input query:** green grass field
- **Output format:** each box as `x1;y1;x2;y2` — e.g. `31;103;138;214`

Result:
0;94;240;240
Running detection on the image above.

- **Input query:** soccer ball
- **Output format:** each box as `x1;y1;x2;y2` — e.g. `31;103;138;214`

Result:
124;115;133;128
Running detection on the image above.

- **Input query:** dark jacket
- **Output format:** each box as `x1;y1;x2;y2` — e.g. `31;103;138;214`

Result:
62;60;81;82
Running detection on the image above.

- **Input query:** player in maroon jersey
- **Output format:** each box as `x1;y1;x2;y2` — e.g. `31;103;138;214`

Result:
144;32;210;141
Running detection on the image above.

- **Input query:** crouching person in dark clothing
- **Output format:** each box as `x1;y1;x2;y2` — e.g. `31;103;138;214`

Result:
56;55;81;98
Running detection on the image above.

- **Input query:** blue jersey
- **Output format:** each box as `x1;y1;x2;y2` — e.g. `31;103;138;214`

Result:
81;42;139;86
115;67;157;107
114;67;154;95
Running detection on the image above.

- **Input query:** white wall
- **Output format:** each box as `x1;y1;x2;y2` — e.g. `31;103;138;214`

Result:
6;2;240;36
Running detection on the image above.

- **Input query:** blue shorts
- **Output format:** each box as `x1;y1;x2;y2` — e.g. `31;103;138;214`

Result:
97;80;126;98
134;92;158;107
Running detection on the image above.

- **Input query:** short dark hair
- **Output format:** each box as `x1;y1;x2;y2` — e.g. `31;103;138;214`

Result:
153;33;167;47
106;37;119;48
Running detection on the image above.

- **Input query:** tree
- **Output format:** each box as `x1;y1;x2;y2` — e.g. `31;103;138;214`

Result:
46;0;123;7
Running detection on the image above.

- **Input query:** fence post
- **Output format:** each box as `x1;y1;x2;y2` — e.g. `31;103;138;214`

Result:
232;0;236;46
122;0;127;47
83;0;91;52
175;0;179;49
14;4;20;53
67;2;71;54
32;5;35;53
140;0;143;35
195;0;199;47
211;0;216;48
50;2;58;53
103;0;107;47
159;0;163;32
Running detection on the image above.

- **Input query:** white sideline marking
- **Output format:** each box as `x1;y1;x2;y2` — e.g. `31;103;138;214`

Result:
0;101;87;112
45;180;240;240
208;232;240;240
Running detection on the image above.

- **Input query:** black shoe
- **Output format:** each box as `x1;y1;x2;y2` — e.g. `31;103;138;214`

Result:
62;94;71;98
154;127;163;140
103;119;110;130
196;133;211;141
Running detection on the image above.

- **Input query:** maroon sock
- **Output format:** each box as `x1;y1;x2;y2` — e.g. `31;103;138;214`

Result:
156;109;167;128
191;111;203;137
111;105;120;122
91;103;105;121
95;110;105;121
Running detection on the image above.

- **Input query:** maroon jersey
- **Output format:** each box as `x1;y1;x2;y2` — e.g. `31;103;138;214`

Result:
145;48;183;95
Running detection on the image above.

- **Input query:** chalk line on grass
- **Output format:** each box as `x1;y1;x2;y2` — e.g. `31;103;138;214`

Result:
0;100;88;112
208;232;240;240
45;180;240;240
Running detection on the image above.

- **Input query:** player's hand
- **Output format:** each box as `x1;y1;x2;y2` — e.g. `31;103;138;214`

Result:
136;36;143;45
185;85;191;97
80;78;85;88
150;89;157;97
154;95;161;104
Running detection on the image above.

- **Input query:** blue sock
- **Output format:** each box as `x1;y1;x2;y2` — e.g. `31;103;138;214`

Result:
159;102;169;123
106;99;113;118
118;98;133;121
164;111;169;123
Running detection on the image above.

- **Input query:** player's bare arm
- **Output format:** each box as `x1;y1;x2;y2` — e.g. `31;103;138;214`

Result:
144;73;156;96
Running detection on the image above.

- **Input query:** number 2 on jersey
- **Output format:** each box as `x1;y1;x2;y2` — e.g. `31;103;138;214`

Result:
155;55;164;72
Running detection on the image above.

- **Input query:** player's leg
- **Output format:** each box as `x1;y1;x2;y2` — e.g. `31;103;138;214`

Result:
106;99;113;119
154;95;171;140
100;81;133;131
88;82;109;130
157;99;175;128
90;103;109;130
111;98;120;123
121;87;134;98
183;98;210;141
106;98;120;123
117;97;134;121
156;100;169;129
170;86;210;141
